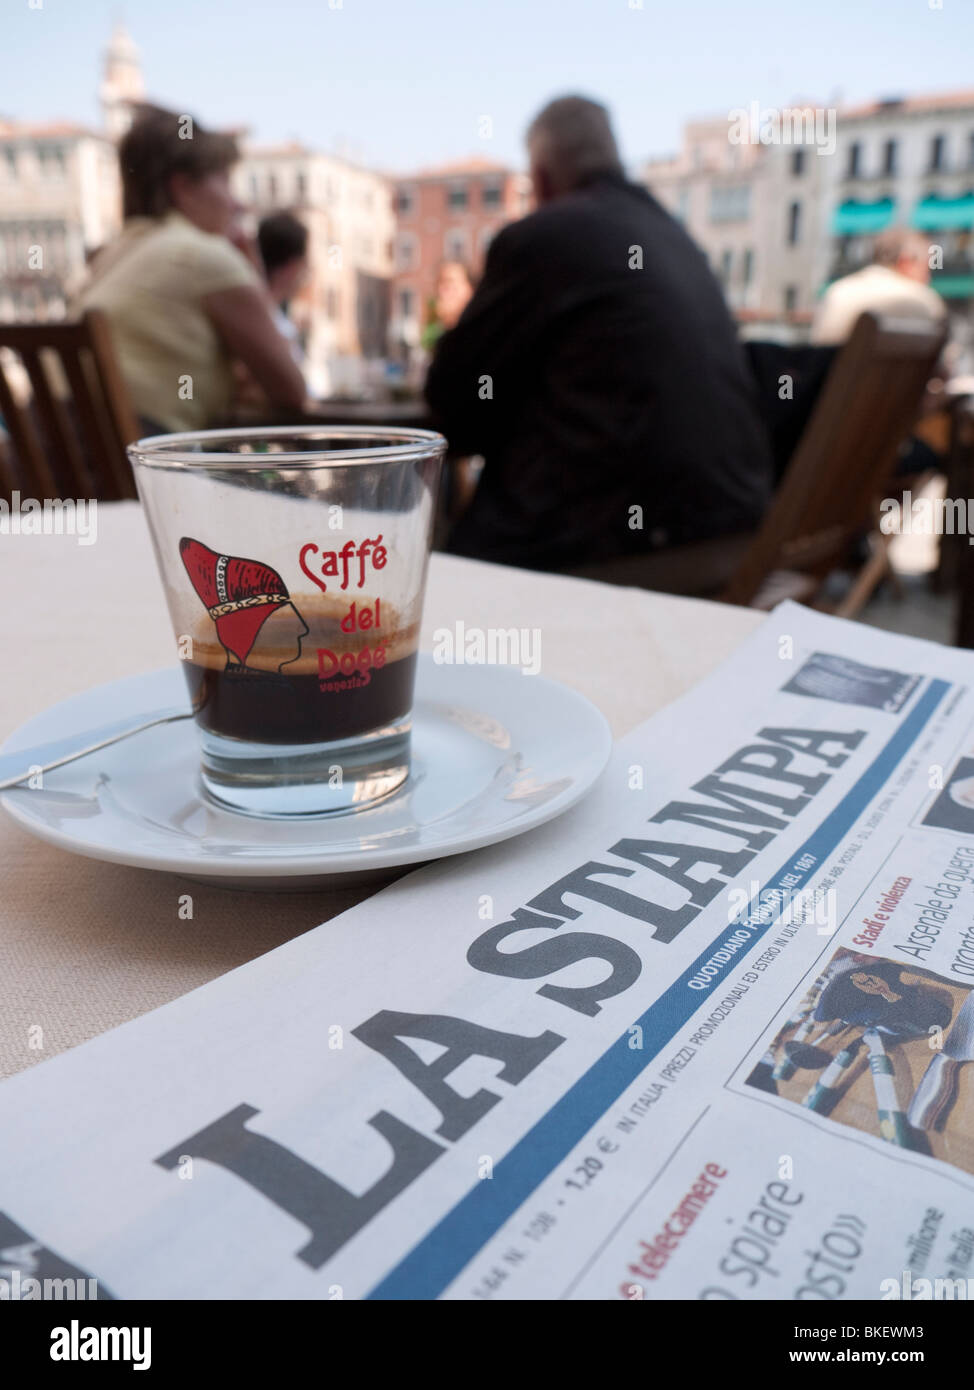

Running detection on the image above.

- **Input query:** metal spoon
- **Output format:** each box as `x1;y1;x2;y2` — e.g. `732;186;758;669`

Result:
0;706;196;791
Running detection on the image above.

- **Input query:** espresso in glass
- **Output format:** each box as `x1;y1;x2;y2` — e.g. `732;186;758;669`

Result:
183;593;420;745
129;427;445;817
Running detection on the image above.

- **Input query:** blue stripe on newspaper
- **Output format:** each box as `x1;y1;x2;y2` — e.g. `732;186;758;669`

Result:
367;677;951;1299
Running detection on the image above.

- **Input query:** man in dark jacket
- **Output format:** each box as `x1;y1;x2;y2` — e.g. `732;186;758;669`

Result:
426;95;773;573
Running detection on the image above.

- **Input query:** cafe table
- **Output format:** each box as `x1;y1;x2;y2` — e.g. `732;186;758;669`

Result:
229;398;434;429
0;502;763;1080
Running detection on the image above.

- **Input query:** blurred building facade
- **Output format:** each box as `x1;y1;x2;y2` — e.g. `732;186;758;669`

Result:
99;22;145;140
0;23;147;322
827;90;974;308
0;24;140;323
643;111;829;332
389;158;530;358
4;15;971;363
0;120;119;321
0;22;398;400
645;91;974;334
233;146;395;396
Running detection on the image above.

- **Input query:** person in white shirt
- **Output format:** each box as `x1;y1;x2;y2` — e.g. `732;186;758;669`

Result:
812;228;947;345
257;212;310;366
81;105;305;433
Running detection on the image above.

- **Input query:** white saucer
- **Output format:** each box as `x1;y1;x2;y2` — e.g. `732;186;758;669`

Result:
0;660;611;889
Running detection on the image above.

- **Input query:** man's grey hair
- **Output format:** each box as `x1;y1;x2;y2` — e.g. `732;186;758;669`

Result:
526;95;623;194
873;227;929;268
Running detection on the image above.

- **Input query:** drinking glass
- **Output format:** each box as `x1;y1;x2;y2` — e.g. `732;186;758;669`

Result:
129;426;445;816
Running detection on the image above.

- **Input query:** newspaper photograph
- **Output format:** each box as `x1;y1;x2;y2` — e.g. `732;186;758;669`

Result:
2;599;974;1302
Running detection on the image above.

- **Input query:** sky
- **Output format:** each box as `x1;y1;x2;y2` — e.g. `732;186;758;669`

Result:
1;0;971;173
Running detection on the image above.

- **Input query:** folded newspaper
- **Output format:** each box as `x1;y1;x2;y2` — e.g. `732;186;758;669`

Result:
4;600;974;1302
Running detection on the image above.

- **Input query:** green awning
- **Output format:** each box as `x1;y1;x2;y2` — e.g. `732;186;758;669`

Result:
832;198;896;235
912;194;974;231
931;273;974;299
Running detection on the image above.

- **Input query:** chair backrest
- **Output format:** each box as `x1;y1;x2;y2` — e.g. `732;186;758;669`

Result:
0;310;140;504
722;312;947;608
743;339;838;484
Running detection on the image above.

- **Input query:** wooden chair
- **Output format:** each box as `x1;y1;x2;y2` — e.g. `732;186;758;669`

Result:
0;310;140;503
722;312;947;614
566;313;946;618
940;390;974;647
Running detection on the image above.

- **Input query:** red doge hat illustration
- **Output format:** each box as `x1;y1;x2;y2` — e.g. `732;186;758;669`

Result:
179;537;292;668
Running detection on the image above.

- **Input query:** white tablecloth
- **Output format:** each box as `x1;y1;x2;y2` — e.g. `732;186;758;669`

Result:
0;502;762;1076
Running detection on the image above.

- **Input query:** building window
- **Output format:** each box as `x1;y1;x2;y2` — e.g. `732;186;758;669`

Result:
296;171;307;201
482;183;502;209
4;149;16;178
447;183;468;210
847;142;861;178
396;187;414;215
719;249;733;285
784;285;798;313
708;185;751;223
479;226;495;259
969;132;974;169
787;200;802;246
39;146;65;177
48;221;66;272
249;173;259;201
398;288;414;319
882;139;897;175
268;173;278;202
396;233;417;271
444;228;469;262
791;149;806;177
675;189;689;223
929;133;946;172
742;248;754;285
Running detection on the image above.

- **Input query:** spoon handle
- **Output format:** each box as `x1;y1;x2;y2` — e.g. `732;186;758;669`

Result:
0;708;194;791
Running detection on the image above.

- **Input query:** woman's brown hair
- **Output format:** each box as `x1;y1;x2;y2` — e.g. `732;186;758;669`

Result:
119;104;239;220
